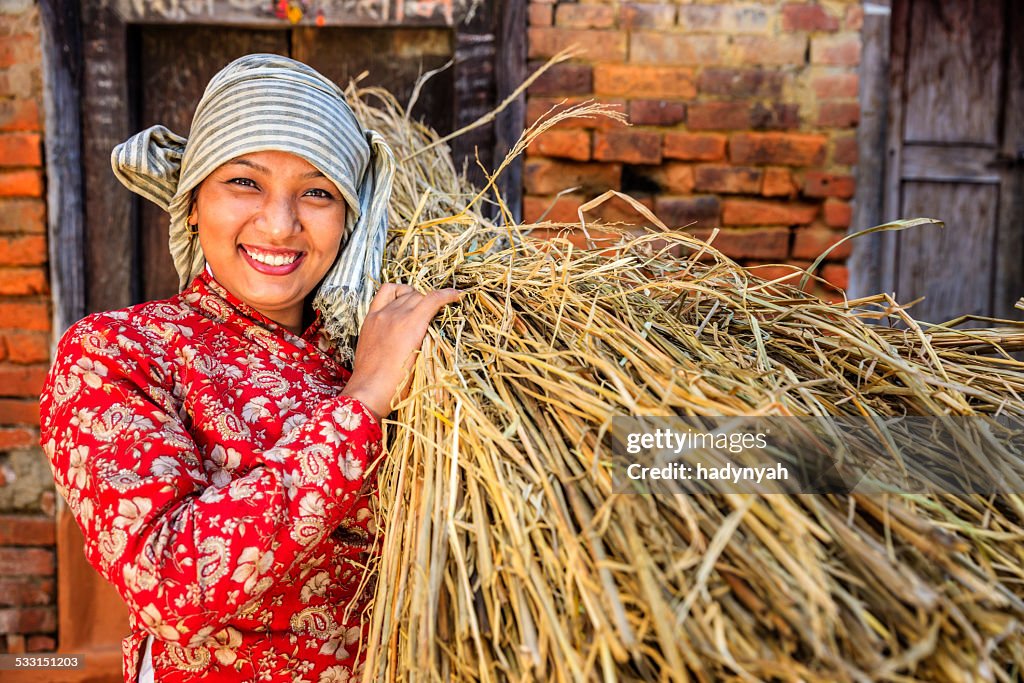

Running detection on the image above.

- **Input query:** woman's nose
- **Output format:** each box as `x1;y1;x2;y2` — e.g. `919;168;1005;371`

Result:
258;195;301;239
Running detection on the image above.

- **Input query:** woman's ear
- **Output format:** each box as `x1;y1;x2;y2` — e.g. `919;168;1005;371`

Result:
187;188;199;225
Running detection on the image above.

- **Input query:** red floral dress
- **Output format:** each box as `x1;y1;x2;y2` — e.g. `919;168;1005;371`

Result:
40;272;384;683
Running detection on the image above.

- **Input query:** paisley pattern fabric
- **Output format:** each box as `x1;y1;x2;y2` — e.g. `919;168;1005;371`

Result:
40;272;383;682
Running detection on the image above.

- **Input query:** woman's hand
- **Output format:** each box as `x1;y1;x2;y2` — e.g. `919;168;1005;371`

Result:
340;283;462;420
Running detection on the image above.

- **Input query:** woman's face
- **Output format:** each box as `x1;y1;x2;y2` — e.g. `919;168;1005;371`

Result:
189;150;347;332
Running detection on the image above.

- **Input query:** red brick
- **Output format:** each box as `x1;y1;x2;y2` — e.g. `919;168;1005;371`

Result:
762;167;798;197
27;635;57;652
528;27;627;61
526;97;626;131
527;129;592;161
643;163;694;194
822;264;849;290
555;3;615;29
698;67;787;98
0;427;33;448
734;35;807;66
803;172;855;199
845;5;865;31
0;268;47;295
723;199;818;226
654;196;721;228
817;101;859;128
0;399;39;424
0;199;44;233
730;132;828;166
528;3;552;26
523;193;585;224
3;331;49;363
0;170;42;197
782;4;840;32
594;130;662;164
823;199;852;228
792;226;853;260
750;103;800;130
629;100;685;126
0;516;55;547
0;35;37;70
0;578;54;607
620;3;675;30
0;235;46;266
0;65;41;98
832;133;858;165
524;159;621;196
529;62;592;96
594;64;696;99
0;99;40;132
687;102;750;131
693;165;762;194
0;133;41;167
812;73;859;99
690;227;790;260
678;5;770;34
0;548;53;577
0;302;47;331
630;31;727;65
0;606;57;633
0;365;47;397
811;35;862;66
664;132;726;161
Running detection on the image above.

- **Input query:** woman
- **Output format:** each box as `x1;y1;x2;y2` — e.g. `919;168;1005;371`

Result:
39;54;458;682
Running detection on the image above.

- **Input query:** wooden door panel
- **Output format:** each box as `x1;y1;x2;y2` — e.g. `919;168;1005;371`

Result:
896;182;998;322
904;0;1003;145
138;26;290;302
292;26;454;133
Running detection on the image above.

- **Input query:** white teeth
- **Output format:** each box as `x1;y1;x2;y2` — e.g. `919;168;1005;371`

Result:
245;247;299;266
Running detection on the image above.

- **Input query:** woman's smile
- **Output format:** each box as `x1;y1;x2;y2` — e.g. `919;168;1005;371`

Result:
239;244;306;273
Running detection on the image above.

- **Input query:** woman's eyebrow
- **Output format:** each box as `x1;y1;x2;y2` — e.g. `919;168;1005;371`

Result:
225;159;325;179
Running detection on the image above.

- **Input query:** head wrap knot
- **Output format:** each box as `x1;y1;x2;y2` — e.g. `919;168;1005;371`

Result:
110;53;395;354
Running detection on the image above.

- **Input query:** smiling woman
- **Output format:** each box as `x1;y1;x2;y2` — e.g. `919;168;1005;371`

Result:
38;54;460;683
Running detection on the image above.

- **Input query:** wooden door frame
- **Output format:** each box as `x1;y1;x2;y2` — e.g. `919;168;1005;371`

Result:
848;0;892;299
38;0;526;667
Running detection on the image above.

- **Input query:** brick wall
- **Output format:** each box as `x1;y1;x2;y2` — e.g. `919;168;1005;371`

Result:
0;0;57;654
525;0;862;297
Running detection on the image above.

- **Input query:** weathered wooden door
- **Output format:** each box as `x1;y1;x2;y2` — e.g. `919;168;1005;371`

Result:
882;0;1023;323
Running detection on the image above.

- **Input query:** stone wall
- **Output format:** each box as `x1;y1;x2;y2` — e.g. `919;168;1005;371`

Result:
525;0;862;297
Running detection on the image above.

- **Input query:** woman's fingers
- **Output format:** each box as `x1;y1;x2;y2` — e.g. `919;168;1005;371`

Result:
342;284;462;419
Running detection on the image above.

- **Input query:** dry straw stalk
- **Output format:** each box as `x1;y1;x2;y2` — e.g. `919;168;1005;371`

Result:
346;73;1024;682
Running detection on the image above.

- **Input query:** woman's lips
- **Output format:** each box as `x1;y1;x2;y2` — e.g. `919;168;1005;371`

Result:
239;245;305;275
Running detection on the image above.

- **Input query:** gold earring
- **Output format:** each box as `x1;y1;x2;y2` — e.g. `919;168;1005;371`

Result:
187;221;199;238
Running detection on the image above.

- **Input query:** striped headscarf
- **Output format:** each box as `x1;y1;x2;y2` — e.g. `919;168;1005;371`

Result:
110;53;395;353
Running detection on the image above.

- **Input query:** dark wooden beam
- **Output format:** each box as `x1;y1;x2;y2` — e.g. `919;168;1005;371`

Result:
494;0;527;223
39;0;85;334
848;0;892;298
81;2;135;312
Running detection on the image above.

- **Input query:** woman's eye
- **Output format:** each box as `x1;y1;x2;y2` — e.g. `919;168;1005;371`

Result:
228;178;258;189
305;188;334;199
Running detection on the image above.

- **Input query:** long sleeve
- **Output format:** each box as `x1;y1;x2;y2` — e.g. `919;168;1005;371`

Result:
39;311;382;650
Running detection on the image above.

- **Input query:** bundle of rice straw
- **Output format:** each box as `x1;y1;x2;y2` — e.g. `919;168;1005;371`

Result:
347;79;1024;682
